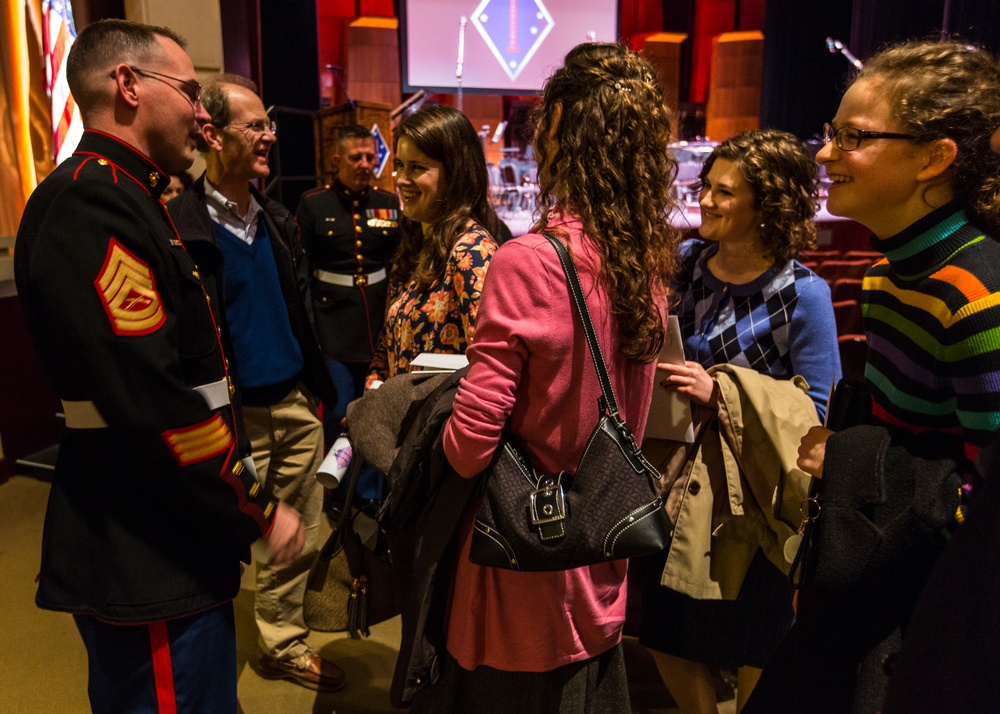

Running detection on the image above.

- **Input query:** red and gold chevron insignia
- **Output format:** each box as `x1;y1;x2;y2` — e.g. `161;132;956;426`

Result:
162;414;234;466
94;238;166;335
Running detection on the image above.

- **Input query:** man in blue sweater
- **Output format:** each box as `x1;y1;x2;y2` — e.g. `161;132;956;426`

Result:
168;75;343;691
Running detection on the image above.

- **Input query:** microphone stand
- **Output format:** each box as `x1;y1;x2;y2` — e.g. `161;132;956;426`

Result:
456;16;467;112
325;64;356;109
825;37;863;70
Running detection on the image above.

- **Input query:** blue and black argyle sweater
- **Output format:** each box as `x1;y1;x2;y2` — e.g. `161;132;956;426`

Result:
675;239;840;419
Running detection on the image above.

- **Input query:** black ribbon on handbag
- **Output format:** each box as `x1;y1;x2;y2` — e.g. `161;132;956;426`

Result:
468;234;673;571
303;450;398;638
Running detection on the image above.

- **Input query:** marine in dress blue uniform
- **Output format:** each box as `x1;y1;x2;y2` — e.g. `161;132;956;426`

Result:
14;21;298;713
297;180;400;368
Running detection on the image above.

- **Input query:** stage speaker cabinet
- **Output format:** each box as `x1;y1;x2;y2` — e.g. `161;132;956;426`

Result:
314;102;395;193
640;33;688;120
705;31;764;142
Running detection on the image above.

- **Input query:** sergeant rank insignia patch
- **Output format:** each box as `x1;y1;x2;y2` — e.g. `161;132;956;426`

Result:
94;238;166;336
163;414;234;466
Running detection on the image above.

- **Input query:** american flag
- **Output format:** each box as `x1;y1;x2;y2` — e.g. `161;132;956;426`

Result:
42;0;83;163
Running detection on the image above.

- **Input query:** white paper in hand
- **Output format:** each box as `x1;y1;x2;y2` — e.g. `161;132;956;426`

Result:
644;315;696;442
408;352;469;372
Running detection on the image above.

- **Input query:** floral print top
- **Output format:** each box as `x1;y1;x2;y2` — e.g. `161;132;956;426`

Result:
367;225;498;387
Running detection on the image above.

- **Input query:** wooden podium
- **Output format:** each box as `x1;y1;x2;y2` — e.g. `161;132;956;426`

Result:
314;101;395;193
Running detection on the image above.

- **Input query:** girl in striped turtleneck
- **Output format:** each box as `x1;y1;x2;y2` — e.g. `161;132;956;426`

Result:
801;40;1000;483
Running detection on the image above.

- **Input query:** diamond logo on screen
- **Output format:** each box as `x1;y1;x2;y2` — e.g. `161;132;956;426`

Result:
371;123;390;179
472;0;555;81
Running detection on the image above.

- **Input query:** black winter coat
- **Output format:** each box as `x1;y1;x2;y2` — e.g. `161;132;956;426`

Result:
745;425;963;714
347;368;480;707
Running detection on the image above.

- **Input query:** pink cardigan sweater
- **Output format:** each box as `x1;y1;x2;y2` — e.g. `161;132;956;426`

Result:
442;215;659;672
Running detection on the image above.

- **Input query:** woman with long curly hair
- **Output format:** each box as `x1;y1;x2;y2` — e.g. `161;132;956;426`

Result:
366;104;504;387
645;129;841;713
412;43;679;713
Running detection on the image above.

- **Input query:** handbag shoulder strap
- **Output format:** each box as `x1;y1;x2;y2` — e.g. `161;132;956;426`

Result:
542;233;621;418
317;446;365;559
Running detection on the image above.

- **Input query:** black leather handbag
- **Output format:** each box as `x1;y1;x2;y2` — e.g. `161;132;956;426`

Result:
303;452;398;638
468;234;672;571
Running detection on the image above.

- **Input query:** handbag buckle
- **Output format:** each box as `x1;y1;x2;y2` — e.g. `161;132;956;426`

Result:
530;473;567;542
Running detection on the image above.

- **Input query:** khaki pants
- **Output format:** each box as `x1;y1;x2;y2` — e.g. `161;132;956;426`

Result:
244;384;325;660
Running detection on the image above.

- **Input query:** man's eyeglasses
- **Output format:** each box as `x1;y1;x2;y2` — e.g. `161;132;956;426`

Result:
226;120;278;136
822;123;916;152
113;66;203;105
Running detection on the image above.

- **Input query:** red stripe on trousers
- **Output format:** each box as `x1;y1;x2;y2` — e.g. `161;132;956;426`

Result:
148;621;178;714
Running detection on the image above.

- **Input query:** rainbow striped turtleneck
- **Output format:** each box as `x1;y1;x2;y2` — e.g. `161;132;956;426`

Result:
863;200;1000;469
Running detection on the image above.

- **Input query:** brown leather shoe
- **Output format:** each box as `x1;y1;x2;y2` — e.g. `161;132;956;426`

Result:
256;650;346;691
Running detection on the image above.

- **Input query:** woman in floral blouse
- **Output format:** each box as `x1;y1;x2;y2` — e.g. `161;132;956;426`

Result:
366;105;504;387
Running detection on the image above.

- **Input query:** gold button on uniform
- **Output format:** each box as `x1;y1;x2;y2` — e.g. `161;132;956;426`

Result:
355;226;362;233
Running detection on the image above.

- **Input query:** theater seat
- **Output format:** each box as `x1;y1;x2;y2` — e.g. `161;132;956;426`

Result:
831;278;863;304
800;249;841;263
816;259;872;284
842;250;882;263
833;300;864;337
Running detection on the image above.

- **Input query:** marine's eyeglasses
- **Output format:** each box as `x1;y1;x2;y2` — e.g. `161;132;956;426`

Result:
113;66;203;105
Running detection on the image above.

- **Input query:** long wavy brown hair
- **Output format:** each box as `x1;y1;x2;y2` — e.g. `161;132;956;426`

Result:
853;40;1000;234
532;43;680;363
392;105;503;290
700;129;819;263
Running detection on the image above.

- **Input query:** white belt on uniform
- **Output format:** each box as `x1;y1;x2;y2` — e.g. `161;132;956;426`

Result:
192;378;232;410
61;378;232;429
60;400;109;429
313;267;387;288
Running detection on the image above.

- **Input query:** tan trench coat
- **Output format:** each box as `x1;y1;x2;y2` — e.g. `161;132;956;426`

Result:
644;365;820;600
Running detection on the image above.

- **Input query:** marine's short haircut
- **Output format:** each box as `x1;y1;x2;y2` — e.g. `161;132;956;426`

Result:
67;19;186;117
